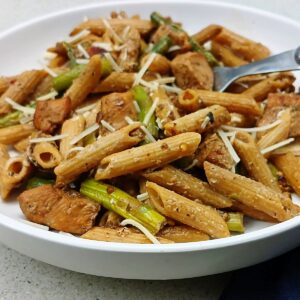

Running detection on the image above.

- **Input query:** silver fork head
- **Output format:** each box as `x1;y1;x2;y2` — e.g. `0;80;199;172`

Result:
213;66;238;92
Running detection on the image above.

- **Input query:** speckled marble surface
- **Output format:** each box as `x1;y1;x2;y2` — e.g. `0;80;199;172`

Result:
0;0;299;299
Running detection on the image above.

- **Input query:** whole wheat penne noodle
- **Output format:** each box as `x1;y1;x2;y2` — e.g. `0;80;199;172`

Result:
0;77;9;95
65;55;102;109
271;137;300;156
30;75;54;99
141;53;171;75
214;28;270;61
55;123;144;184
142;165;232;208
0;70;46;115
146;182;230;238
164;105;230;136
81;226;173;244
228;113;256;128
60;115;86;159
257;108;291;153
95;132;201;180
0;123;35;145
0;144;9;199
152;88;180;124
71;18;154;37
1;156;32;199
47;55;67;68
32;142;62;169
233;132;280;192
157;225;210;243
192;24;223;44
242;73;295;101
93;72;135;93
13;137;30;153
272;153;300;197
178;89;261;116
204;162;292;221
99;211;123;227
232;201;277;223
211;41;247;67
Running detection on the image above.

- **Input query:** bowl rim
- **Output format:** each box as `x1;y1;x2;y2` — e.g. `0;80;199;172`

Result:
1;0;300;254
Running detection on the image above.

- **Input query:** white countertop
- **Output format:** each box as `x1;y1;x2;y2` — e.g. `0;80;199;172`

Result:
0;0;299;299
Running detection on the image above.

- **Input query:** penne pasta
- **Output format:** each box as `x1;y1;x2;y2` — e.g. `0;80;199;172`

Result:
157;225;210;243
178;89;261;116
192;24;223;44
233;132;280;191
142;165;232;208
141;53;171;75
0;123;35;145
81;226;173;244
55;123;144;184
211;41;247;67
65;55;102;109
0;70;46;115
32;142;62;169
272;152;300;197
164;105;230;136
204;162;295;221
60;115;86;159
13;137;30;153
146;181;230;238
99;211;123;227
95;132;201;180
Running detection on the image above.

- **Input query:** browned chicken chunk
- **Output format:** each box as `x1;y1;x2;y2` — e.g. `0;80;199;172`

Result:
171;52;214;90
33;97;71;134
18;185;100;234
258;93;300;137
99;91;137;135
196;133;234;170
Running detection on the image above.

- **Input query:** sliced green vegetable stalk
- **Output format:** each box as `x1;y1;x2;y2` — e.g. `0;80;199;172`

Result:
268;163;280;180
189;38;220;66
80;179;166;234
63;42;77;68
26;177;55;189
226;212;244;233
0;102;36;128
150;12;181;30
83;132;96;146
151;35;173;55
53;57;112;92
132;85;159;143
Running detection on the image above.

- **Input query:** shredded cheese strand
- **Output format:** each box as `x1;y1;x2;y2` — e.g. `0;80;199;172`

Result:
120;219;160;244
4;97;35;115
136;192;149;201
222;120;282;133
167;45;182;52
260;138;295;155
43;51;57;60
39;60;58;77
101;120;116;132
66;146;85;157
77;43;90;59
143;98;159;126
140;125;156;142
76;58;90;64
75;103;97;114
156;117;163;129
217;129;240;164
29;134;68;144
36;90;58;101
133;100;141;113
92;42;113;51
70;123;99;145
102;18;123;44
66;29;90;43
133;53;157;86
183;159;198;171
103;52;123;72
160;84;182;94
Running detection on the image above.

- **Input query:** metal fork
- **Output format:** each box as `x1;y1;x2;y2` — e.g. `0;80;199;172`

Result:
213;46;300;92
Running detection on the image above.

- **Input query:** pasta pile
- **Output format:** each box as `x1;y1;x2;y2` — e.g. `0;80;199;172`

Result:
1;11;300;244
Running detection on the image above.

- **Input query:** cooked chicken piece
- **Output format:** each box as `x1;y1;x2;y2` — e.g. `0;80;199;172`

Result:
141;53;171;75
151;25;191;53
117;26;141;72
196;133;234;170
33;97;71;134
258;93;300;137
99;91;138;135
18;185;100;234
171;52;214;90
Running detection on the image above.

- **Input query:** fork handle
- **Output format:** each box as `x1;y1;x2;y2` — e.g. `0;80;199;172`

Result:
229;46;300;78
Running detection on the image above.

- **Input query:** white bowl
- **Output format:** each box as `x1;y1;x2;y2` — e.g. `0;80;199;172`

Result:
1;0;300;280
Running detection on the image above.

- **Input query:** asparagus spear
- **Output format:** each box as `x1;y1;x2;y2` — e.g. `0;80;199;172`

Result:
151;36;173;55
63;42;77;68
226;212;245;233
26;177;55;189
53;57;112;92
80;179;166;234
132;85;158;143
150;11;219;66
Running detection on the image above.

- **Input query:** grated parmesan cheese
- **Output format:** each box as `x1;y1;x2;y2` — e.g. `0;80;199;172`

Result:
139;78;159;91
124;116;135;125
183;159;198;171
101;120;116;132
92;42;113;52
152;77;176;85
19;115;33;124
102;18;123;44
66;29;90;43
70;123;99;145
77;43;90;59
66;146;85;157
133;100;141;113
167;45;182;52
122;25;131;40
120;219;160;244
160;84;182;94
103;52;123;72
136;192;149;201
260;138;295;155
39;60;58;77
217;129;240;164
75;103;97;114
43;51;57;60
4;97;35;115
140;125;156;142
221;119;282;133
36;90;58;101
133;52;157;86
143;97;159;126
76;58;90;64
200;116;211;129
156;117;163;129
29;134;68;144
